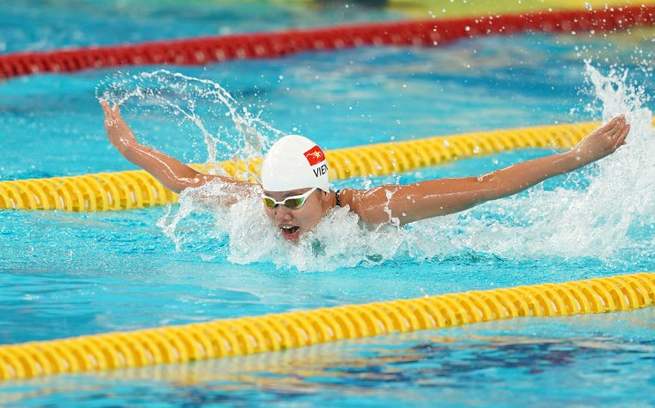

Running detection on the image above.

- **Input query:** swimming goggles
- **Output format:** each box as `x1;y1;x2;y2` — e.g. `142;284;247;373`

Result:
262;188;317;210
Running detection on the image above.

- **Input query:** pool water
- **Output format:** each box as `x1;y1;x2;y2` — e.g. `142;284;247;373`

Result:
1;1;655;407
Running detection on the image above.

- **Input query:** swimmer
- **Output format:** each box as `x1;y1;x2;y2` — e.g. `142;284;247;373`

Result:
100;100;630;242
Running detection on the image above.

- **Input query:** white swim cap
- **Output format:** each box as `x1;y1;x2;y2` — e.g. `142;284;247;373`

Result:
261;135;330;192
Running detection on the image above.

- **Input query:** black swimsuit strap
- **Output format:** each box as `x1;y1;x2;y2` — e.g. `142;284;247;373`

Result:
335;190;341;207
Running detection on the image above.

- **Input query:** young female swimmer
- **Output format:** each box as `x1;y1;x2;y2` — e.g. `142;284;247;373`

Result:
100;101;630;242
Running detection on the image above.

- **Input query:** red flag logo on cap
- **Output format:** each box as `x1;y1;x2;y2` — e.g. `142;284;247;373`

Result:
303;145;325;166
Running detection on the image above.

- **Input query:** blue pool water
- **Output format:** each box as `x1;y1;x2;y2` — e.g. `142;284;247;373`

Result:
1;1;655;407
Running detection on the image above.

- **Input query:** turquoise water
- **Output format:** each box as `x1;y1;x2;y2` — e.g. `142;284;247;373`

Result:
1;1;655;407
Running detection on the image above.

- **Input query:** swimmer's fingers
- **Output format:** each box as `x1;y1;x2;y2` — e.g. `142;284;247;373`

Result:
100;100;138;150
100;100;126;126
100;100;119;126
575;115;629;162
602;115;629;149
99;99;111;118
594;115;627;144
600;115;623;137
614;121;630;148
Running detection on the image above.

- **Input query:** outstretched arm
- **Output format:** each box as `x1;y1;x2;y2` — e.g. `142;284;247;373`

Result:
347;115;630;226
101;100;253;194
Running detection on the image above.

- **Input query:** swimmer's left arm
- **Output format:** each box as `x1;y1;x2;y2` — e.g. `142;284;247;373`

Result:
346;115;630;226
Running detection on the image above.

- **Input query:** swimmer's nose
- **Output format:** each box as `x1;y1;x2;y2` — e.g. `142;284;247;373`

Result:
274;205;293;220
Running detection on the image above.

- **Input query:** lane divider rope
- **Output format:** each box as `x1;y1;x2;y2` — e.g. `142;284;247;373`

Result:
1;5;655;80
0;120;607;211
0;272;652;381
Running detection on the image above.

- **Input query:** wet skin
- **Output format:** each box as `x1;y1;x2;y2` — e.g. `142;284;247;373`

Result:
101;101;631;241
262;188;334;242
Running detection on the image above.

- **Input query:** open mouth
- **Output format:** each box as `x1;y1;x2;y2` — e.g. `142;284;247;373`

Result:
279;225;301;241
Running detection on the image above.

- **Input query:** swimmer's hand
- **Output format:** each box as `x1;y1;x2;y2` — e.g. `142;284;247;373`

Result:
99;99;254;195
100;100;138;154
573;115;630;165
349;114;631;226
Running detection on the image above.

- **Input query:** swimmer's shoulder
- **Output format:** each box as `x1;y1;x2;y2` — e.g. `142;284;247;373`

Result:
334;188;363;212
334;187;394;226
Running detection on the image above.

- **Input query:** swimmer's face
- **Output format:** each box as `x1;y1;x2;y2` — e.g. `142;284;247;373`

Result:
262;187;330;242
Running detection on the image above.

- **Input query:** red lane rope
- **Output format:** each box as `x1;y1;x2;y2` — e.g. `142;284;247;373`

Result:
1;5;654;80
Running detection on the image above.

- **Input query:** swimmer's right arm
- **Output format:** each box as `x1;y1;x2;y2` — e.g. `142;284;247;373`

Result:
101;100;252;194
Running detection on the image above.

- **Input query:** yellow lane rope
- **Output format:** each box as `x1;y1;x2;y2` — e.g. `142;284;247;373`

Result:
265;0;655;19
383;0;655;19
0;120;607;212
0;272;652;381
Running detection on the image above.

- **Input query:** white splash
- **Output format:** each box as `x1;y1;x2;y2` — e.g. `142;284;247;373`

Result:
103;66;654;271
166;183;423;272
411;62;655;261
97;69;284;171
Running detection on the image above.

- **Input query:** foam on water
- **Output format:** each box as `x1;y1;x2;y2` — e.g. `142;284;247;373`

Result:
100;66;654;272
158;181;422;271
